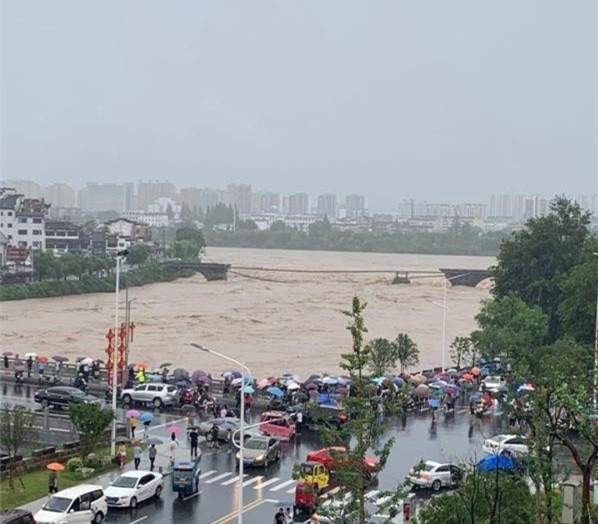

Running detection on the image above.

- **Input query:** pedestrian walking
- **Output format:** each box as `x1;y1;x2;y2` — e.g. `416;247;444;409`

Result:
284;507;293;523
189;427;199;458
274;507;285;524
129;416;138;439
3;354;8;369
295;410;303;433
26;356;33;378
143;421;150;442
118;443;127;470
48;470;58;494
148;444;157;471
169;433;179;464
133;442;141;470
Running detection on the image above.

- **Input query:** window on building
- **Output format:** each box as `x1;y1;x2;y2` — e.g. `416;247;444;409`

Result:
32;241;41;248
33;218;42;224
17;229;27;235
18;217;27;223
7;211;12;216
7;223;12;228
33;230;42;235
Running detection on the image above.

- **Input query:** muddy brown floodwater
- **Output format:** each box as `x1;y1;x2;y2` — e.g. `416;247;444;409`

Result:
1;247;493;378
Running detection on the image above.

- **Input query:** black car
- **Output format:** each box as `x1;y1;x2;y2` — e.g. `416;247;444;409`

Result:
0;509;35;524
34;386;101;409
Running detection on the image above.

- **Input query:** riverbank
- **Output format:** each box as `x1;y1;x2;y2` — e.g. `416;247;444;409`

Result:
0;262;195;301
204;227;505;257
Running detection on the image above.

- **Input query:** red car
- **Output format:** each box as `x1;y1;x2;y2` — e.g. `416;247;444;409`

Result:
306;446;380;475
259;411;296;440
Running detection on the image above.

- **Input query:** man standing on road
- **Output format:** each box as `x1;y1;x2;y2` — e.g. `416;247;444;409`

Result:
189;427;199;458
148;443;157;471
274;508;285;524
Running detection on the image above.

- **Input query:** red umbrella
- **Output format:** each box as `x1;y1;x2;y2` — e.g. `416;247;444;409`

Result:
37;356;49;364
2;351;13;357
168;425;181;436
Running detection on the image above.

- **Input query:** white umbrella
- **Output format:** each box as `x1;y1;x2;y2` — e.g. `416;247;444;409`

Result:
287;382;300;391
25;352;37;358
80;357;94;366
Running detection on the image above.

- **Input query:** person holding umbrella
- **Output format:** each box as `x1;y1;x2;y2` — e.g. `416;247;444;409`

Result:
129;416;138;439
46;463;63;494
189;427;199;459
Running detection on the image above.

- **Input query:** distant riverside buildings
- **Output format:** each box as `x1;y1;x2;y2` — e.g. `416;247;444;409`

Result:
288;193;309;215
317;194;338;218
77;182;131;213
345;194;366;218
136;180;176;211
44;183;76;208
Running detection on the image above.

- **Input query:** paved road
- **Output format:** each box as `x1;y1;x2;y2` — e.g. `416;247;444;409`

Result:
7;382;509;523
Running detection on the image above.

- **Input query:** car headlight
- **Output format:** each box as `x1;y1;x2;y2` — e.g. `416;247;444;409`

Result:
255;454;265;462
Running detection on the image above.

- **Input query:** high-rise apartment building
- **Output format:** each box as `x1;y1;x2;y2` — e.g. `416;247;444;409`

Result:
44;183;76;208
316;194;337;218
258;192;281;213
226;184;253;214
3;180;43;199
78;183;127;212
345;194;365;218
136;181;176;210
288;193;309;215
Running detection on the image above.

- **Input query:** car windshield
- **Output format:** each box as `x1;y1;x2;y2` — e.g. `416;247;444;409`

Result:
423;463;436;471
246;440;268;450
70;389;86;398
43;496;72;512
112;476;138;488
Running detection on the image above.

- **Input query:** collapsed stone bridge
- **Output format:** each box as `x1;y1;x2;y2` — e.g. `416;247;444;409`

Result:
164;261;231;281
439;268;494;287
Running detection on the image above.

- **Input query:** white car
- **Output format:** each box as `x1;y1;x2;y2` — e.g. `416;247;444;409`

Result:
121;383;177;408
481;375;506;393
35;484;106;523
104;470;163;509
482;434;529;456
408;460;463;492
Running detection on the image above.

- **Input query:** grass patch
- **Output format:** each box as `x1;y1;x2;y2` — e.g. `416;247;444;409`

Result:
0;446;134;510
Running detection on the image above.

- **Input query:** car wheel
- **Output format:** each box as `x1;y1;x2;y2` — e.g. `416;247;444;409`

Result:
130;497;138;509
432;480;442;492
93;511;104;523
155;485;162;498
122;394;132;404
153;398;163;408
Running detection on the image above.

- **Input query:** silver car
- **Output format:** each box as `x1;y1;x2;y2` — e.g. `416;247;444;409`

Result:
408;460;463;492
236;437;281;467
120;383;177;408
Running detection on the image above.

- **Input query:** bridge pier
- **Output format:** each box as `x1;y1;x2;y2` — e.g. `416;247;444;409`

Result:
439;268;493;287
392;271;411;284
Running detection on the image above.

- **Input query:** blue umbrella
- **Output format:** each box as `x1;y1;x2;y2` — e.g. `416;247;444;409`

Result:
138;412;153;423
266;386;284;398
476;454;516;473
393;377;404;386
243;385;255;394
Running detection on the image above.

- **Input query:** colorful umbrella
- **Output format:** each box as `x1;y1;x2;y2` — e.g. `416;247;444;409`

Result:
52;356;68;363
243;385;255;394
147;436;163;445
126;409;140;418
136;362;150;370
266;386;284;398
37;356;49;364
414;384;431;398
46;462;65;471
462;373;474;382
173;368;189;378
138;412;153;423
2;351;13;356
471;367;480;376
411;374;427;385
257;378;270;389
224;370;242;379
287;382;300;391
167;425;181;435
393;377;404;386
191;370;211;384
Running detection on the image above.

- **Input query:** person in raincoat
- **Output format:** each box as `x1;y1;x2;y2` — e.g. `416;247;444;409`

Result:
135;368;146;384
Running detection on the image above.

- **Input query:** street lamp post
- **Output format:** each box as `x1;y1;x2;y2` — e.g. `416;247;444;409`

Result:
110;252;125;456
190;343;250;523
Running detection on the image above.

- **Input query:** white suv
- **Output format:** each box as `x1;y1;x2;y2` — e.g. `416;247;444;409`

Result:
482;434;529;456
121;383;177;408
35;484;107;523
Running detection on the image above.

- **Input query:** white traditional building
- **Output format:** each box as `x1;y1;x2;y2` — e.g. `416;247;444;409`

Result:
122;211;169;228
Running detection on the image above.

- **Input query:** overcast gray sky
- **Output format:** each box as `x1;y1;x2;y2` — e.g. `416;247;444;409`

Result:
1;0;596;210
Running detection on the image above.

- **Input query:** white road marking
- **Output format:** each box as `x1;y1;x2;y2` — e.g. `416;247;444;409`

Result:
182;491;202;501
242;476;264;487
286;486;296;494
199;470;217;479
130;517;148;524
270;479;295;492
254;477;280;489
222;474;247;486
204;472;232;484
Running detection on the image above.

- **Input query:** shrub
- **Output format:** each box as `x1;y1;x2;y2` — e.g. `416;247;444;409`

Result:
66;457;83;472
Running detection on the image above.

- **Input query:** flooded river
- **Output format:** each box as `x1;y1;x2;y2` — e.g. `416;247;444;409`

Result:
1;247;493;377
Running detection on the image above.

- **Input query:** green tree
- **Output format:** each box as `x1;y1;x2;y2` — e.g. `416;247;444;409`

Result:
365;338;398;376
180;202;193;223
173;239;200;260
449;336;472;369
175;226;206;252
394;333;419;373
126;244;152;266
558;258;598;345
68;403;114;457
0;406;36;489
418;467;534;524
269;220;288;232
492;197;592;340
317;297;402;523
309;215;332;236
473;295;548;372
238;219;258;231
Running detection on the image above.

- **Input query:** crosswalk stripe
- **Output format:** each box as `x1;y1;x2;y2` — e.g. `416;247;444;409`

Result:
242;476;264;487
222;474;247;486
286;486;296;494
254;477;280;489
199;470;217;479
205;472;232;484
270;479;295;492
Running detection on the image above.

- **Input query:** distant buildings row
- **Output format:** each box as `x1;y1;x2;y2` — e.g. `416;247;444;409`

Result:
2;179;367;221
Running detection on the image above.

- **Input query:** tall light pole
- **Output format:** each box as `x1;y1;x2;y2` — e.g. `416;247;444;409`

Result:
110;250;127;456
190;343;250;523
